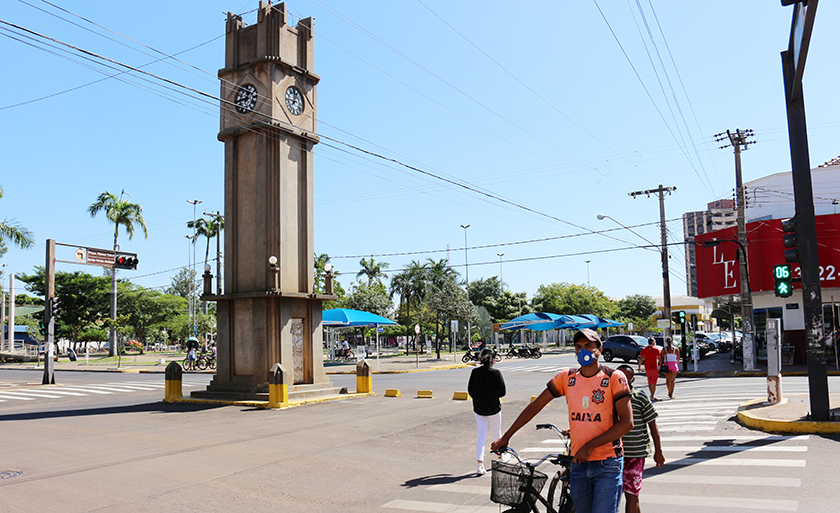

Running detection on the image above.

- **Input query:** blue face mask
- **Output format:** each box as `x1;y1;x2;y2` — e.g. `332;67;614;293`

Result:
577;348;595;367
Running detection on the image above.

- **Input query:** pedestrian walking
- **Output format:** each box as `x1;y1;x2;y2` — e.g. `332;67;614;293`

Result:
468;348;506;476
491;328;633;513
637;338;661;400
617;365;665;513
659;337;680;399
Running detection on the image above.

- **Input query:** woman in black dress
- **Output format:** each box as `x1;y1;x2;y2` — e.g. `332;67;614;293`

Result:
467;348;506;475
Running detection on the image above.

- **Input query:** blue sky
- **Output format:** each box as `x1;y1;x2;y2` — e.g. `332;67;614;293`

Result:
1;1;839;303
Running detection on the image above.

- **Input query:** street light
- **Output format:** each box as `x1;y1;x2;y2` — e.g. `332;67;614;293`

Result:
585;260;591;287
461;224;471;346
497;253;504;288
598;213;673;342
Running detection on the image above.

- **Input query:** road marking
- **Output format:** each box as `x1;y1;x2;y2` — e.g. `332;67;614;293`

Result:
659;435;809;442
665;458;805;467
21;389;86;396
427;484;488;494
663;445;807;452
102;383;159;390
0;394;34;401
656;421;722;426
657;425;715;432
644;474;801;487
0;390;64;399
380;499;499;512
55;387;112;395
641;494;797;511
653;415;728;421
65;385;146;392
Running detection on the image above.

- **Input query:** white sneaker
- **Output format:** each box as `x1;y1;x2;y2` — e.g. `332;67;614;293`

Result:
477;463;486;475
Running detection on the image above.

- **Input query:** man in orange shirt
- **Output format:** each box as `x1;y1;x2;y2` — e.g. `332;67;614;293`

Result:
492;329;633;513
637;338;662;400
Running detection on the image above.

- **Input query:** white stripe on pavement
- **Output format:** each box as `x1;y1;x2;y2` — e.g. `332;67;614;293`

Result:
55;387;112;394
659;435;809;442
665;458;805;467
641;494;797;511
663;445;807;453
644;474;801;487
0;390;64;399
657;425;715;432
22;389;86;396
427;484;488;494
102;383;159;390
381;499;499;512
0;394;34;400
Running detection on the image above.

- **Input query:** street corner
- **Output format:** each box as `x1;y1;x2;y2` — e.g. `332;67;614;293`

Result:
736;397;840;434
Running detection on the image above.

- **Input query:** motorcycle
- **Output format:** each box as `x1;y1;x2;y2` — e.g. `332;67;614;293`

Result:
334;346;356;361
506;344;541;359
463;347;502;363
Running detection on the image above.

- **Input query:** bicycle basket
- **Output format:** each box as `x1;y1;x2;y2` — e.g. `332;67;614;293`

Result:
490;460;547;507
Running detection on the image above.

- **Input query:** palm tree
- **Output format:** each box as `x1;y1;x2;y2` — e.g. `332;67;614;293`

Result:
0;185;35;250
356;257;389;285
187;216;224;270
425;258;459;289
88;190;148;356
389;260;427;326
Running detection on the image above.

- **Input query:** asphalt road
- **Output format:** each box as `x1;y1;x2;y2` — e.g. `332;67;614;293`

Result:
1;357;838;512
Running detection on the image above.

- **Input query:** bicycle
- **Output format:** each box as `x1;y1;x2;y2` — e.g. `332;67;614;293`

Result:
181;355;197;372
491;423;574;513
196;353;216;370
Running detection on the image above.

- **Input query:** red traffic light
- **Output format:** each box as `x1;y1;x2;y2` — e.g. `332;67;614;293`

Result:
114;253;138;270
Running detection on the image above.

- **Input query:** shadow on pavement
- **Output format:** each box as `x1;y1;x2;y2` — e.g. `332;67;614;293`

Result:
0;401;226;422
402;473;481;488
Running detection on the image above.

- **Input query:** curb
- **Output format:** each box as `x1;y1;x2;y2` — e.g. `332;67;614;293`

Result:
163;391;374;409
325;363;470;375
736;398;840;434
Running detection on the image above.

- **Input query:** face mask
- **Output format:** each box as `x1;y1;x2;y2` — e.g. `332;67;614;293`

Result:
577;348;595;367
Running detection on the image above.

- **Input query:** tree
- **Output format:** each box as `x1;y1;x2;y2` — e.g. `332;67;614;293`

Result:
166;268;197;302
484;290;531;322
187;216;223;270
0;184;35;251
119;284;188;347
389;260;427;327
532;282;616;317
356;257;389;285
88;189;148;356
616;294;657;320
423;278;476;358
342;281;392;318
19;268;111;352
468;276;503;307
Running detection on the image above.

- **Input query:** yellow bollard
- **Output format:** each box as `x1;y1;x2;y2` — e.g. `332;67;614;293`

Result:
452;391;470;400
164;361;183;401
268;363;289;408
385;389;402;397
356;360;372;394
417;390;433;398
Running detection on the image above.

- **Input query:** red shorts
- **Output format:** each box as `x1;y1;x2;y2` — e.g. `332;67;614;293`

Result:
644;368;659;386
622;457;646;495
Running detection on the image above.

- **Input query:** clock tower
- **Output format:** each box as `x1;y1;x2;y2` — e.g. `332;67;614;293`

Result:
196;2;336;400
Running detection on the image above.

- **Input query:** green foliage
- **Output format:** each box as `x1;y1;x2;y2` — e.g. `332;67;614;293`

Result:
616;294;657;320
532;282;616;317
0;184;35;250
467;276;503;307
119;283;188;345
315;253;346;308
341;281;392;317
482;290;531;323
165;268;198;301
16;315;43;343
187;215;224;268
356;257;389;285
88;189;148;245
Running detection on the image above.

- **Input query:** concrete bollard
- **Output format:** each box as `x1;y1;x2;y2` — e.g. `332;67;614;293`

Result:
385;389;402;397
417;390;433;398
356;359;372;394
452;392;469;400
268;363;290;408
164;361;183;401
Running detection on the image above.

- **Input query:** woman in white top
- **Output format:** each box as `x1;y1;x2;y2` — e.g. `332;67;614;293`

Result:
659;337;680;399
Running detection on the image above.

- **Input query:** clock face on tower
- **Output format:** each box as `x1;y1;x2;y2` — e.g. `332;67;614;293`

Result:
285;86;304;116
234;84;258;114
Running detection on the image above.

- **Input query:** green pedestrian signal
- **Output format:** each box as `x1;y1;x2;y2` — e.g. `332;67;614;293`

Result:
774;264;793;297
678;310;686;324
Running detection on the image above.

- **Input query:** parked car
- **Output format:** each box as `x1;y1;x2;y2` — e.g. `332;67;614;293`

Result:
601;335;649;363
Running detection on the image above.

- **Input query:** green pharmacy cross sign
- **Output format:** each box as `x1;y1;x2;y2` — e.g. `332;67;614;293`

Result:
774;264;793;297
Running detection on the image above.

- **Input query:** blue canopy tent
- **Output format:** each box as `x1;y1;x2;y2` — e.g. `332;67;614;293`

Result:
501;312;568;331
322;308;397;327
322;308;397;369
578;314;624;329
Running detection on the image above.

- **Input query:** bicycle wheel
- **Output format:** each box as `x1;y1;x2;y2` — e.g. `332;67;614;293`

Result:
197;356;208;371
547;471;574;513
209;357;216;370
182;357;190;371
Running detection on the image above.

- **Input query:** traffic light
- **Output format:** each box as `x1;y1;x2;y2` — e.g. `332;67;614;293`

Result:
774;264;793;297
678;310;686;324
781;217;800;263
38;322;46;336
49;296;61;317
114;252;139;270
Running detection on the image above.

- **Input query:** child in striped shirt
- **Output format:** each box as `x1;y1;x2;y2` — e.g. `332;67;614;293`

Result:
617;365;665;513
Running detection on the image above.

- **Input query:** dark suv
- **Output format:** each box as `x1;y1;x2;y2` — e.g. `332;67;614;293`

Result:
601;335;649;362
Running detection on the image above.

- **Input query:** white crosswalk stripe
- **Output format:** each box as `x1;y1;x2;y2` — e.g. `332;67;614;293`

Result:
0;380;207;402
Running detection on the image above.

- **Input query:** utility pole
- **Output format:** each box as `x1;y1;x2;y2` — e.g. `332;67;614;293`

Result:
629;185;676;341
715;129;757;371
187;199;202;336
